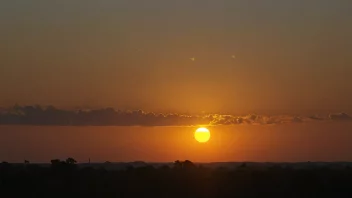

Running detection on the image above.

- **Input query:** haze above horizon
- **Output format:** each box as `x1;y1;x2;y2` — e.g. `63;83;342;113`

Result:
1;0;351;114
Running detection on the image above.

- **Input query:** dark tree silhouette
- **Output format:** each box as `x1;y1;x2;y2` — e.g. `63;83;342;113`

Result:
50;159;61;165
173;160;196;169
174;160;182;169
183;160;196;168
65;157;77;164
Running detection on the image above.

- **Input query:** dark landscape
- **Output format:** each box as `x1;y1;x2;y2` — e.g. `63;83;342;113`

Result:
1;159;352;198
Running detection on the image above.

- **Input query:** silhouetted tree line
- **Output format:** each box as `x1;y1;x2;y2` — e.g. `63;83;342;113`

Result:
0;105;211;126
1;159;352;198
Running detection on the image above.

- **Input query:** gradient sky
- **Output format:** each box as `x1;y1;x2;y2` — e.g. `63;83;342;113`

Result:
2;123;352;163
1;0;352;114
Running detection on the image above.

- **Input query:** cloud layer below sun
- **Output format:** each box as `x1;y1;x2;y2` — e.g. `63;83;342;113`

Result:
0;105;350;126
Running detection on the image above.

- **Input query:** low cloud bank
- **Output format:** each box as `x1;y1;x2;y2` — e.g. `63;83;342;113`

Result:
329;113;351;121
0;105;350;126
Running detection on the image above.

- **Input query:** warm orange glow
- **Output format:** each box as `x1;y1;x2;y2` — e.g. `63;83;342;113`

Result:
194;127;211;143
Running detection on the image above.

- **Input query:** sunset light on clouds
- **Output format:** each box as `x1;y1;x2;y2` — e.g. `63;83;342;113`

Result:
0;0;352;163
1;2;352;196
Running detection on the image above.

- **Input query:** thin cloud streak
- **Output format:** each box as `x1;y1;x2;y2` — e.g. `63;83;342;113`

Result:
0;105;350;127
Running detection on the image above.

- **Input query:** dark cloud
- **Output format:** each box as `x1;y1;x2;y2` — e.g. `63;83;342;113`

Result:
0;105;350;126
329;113;351;121
309;115;325;121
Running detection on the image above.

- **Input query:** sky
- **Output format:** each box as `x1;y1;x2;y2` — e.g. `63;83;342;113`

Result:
1;123;352;163
1;0;352;114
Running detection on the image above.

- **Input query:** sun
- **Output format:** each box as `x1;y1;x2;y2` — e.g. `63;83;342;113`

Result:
194;127;211;143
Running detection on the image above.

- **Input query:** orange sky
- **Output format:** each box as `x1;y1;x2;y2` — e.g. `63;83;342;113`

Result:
1;122;352;163
1;0;352;114
0;1;352;162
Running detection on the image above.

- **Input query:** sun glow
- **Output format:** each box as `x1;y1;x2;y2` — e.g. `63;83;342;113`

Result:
194;127;211;143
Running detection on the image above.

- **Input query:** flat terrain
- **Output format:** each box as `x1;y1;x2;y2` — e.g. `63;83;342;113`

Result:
1;160;352;198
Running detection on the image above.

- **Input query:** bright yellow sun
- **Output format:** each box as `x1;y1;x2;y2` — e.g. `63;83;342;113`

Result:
194;127;210;143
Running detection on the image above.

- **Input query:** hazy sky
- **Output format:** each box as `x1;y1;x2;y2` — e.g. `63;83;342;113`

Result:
2;123;352;162
1;0;352;114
